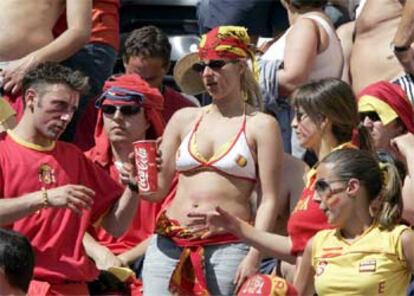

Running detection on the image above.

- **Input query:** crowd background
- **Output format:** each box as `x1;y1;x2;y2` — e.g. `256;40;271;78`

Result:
1;0;414;295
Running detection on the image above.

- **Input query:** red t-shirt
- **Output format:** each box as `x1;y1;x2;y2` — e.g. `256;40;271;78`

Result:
287;169;332;255
162;86;196;122
0;132;123;283
85;148;175;255
53;0;120;51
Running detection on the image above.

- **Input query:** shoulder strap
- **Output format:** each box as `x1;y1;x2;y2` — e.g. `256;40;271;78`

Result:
301;14;336;38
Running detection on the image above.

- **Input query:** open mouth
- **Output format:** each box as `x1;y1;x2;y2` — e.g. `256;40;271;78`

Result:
206;81;217;87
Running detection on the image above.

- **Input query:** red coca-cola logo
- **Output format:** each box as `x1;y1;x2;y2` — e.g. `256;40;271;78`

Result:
136;147;150;192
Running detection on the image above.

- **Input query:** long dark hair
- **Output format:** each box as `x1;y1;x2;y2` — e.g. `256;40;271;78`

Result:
292;78;375;152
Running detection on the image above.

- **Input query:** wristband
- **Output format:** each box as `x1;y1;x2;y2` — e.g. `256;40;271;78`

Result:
127;181;139;193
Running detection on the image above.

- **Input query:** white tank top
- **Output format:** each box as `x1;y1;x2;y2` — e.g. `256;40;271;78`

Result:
262;13;343;80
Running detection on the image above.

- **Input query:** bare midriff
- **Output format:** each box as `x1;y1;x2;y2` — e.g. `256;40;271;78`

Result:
0;0;64;61
166;171;255;226
351;0;404;93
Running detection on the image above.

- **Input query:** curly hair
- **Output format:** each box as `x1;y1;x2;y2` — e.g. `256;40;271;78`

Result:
124;26;171;65
22;62;89;96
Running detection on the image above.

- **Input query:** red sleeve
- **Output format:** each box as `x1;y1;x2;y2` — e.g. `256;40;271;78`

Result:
79;156;124;223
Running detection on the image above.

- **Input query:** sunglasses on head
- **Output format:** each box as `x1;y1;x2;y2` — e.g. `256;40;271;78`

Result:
101;104;141;116
314;179;348;199
192;60;239;73
359;111;381;122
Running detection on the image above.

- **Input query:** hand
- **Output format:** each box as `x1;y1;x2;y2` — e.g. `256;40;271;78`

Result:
233;252;261;293
118;153;138;186
46;184;94;214
187;206;243;239
257;38;277;55
0;54;40;94
93;246;123;270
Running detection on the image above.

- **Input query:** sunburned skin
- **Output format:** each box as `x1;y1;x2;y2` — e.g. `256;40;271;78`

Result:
351;0;405;93
297;124;312;139
0;0;65;61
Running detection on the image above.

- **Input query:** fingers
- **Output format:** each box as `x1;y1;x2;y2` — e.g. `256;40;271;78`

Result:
234;270;248;293
187;212;206;218
188;227;210;241
156;136;162;147
66;201;82;215
233;267;243;288
68;194;92;210
128;152;137;175
186;218;207;227
68;185;95;208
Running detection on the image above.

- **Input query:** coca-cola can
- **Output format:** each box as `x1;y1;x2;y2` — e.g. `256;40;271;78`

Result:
133;140;158;193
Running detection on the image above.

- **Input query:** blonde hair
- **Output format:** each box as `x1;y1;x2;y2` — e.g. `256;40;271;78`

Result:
241;65;263;111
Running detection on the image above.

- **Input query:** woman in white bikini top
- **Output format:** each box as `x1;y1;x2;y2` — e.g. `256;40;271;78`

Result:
140;26;284;295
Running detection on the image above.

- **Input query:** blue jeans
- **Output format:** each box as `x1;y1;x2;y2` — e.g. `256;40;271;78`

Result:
142;234;249;296
61;43;117;141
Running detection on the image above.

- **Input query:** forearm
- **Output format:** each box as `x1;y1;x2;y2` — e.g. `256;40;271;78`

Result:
140;170;175;203
101;188;139;237
30;29;90;64
0;192;44;225
393;0;414;47
83;232;110;262
277;70;307;97
118;237;151;265
30;0;92;64
239;221;295;263
247;198;278;259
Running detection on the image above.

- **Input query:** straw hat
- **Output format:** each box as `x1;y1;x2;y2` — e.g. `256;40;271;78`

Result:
173;52;205;95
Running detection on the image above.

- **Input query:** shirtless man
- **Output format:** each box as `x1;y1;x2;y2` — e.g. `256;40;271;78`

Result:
350;0;414;101
0;0;91;94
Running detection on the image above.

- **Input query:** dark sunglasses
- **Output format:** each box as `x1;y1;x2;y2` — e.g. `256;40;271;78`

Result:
359;111;381;122
314;179;348;199
192;60;238;73
101;105;141;116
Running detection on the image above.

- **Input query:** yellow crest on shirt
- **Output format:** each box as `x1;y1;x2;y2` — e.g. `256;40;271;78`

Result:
235;154;247;167
38;164;56;185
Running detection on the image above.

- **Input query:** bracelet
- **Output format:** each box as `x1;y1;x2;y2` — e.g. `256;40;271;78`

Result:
127;181;139;193
41;187;49;208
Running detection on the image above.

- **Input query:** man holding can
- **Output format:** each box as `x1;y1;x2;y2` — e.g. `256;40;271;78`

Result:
83;73;172;292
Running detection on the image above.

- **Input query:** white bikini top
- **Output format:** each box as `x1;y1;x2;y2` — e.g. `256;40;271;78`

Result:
175;108;257;182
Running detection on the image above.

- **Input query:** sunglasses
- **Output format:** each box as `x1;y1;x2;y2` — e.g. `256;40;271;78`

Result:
101;105;141;116
192;60;239;73
314;179;348;199
359;111;381;122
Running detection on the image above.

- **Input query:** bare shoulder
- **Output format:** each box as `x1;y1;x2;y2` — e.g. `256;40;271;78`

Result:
247;110;280;132
168;106;202;126
290;17;319;35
